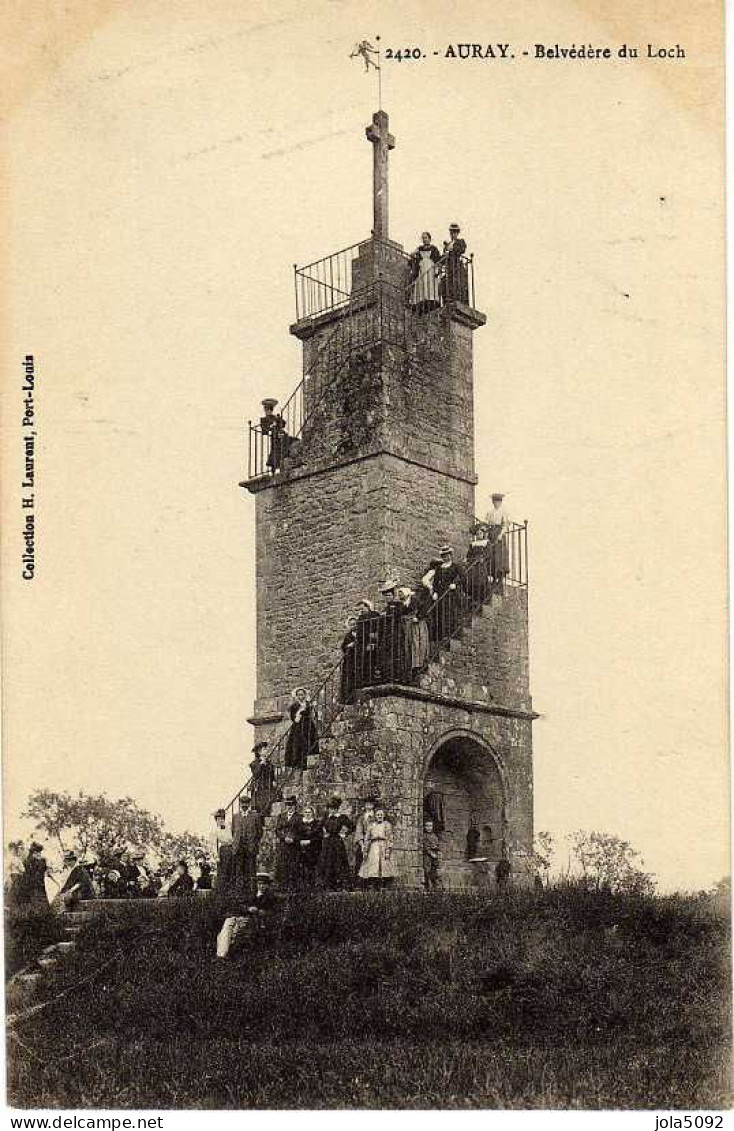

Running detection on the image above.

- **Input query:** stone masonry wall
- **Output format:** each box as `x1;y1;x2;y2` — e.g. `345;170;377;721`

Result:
299;690;533;889
253;453;475;710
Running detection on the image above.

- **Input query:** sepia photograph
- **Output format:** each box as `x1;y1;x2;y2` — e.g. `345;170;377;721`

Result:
1;0;730;1114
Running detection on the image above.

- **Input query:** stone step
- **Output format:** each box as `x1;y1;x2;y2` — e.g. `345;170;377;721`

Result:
61;910;99;924
37;956;59;970
42;940;76;957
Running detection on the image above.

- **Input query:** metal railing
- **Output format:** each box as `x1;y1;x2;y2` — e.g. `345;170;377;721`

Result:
248;279;408;480
294;237;476;323
224;650;348;823
470;519;528;588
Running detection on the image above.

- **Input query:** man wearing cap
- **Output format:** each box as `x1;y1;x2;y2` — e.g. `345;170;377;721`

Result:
433;545;465;642
211;807;234;894
441;223;469;304
486;492;510;587
274;795;301;892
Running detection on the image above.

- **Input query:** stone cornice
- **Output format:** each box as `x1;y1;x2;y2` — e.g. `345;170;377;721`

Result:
358;682;538;721
240;448;478;494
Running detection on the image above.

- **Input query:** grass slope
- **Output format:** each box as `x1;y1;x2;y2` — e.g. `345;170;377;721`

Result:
7;886;731;1109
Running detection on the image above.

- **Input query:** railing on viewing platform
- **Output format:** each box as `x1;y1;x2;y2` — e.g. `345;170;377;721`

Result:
247;279;407;481
471;520;528;588
294;237;476;323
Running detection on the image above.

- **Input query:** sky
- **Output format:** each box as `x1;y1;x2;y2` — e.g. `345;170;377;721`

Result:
1;0;727;891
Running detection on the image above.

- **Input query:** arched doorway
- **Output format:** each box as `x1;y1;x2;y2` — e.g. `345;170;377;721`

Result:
423;732;506;888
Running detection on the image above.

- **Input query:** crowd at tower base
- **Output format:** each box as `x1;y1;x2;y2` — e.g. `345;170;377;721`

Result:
211;791;518;909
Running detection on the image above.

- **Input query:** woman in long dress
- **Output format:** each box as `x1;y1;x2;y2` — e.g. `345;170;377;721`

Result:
409;233;441;313
19;842;50;911
285;688;319;770
420;558;442;644
296;804;322;889
359;808;398;889
433;546;465;642
397;587;429;681
316;797;353;890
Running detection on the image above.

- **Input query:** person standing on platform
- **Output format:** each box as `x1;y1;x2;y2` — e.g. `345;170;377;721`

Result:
274;796;301;892
340;615;359;703
486;492;510;587
441;223;469;304
420;558;443;644
433;546;465;642
231;795;263;902
316;797;353;891
398;586;429;681
250;742;276;814
409;232;441;313
285;688;319;770
377;580;405;683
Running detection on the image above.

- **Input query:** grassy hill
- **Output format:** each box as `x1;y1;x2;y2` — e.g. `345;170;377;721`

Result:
7;885;731;1109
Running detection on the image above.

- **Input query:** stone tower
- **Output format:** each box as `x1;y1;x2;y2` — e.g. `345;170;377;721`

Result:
238;111;536;887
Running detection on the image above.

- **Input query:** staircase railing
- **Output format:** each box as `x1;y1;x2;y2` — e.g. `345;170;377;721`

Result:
224;649;349;823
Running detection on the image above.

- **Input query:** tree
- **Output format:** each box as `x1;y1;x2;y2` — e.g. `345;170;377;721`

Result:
159;829;212;868
568;830;656;896
22;789;167;859
530;830;555;884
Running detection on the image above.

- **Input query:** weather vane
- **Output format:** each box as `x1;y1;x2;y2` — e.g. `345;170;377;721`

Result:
350;35;383;109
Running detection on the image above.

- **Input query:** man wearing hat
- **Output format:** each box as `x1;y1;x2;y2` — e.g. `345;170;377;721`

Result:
130;850;156;898
441;223;469;304
433;545;465;642
51;850;96;911
210;807;234;895
274;795;301;892
486;492;510;587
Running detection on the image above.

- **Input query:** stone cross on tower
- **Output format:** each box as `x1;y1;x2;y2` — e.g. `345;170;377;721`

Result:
365;109;395;242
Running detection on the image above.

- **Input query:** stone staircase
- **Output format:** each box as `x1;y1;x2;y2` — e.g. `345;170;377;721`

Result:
6;907;99;1018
